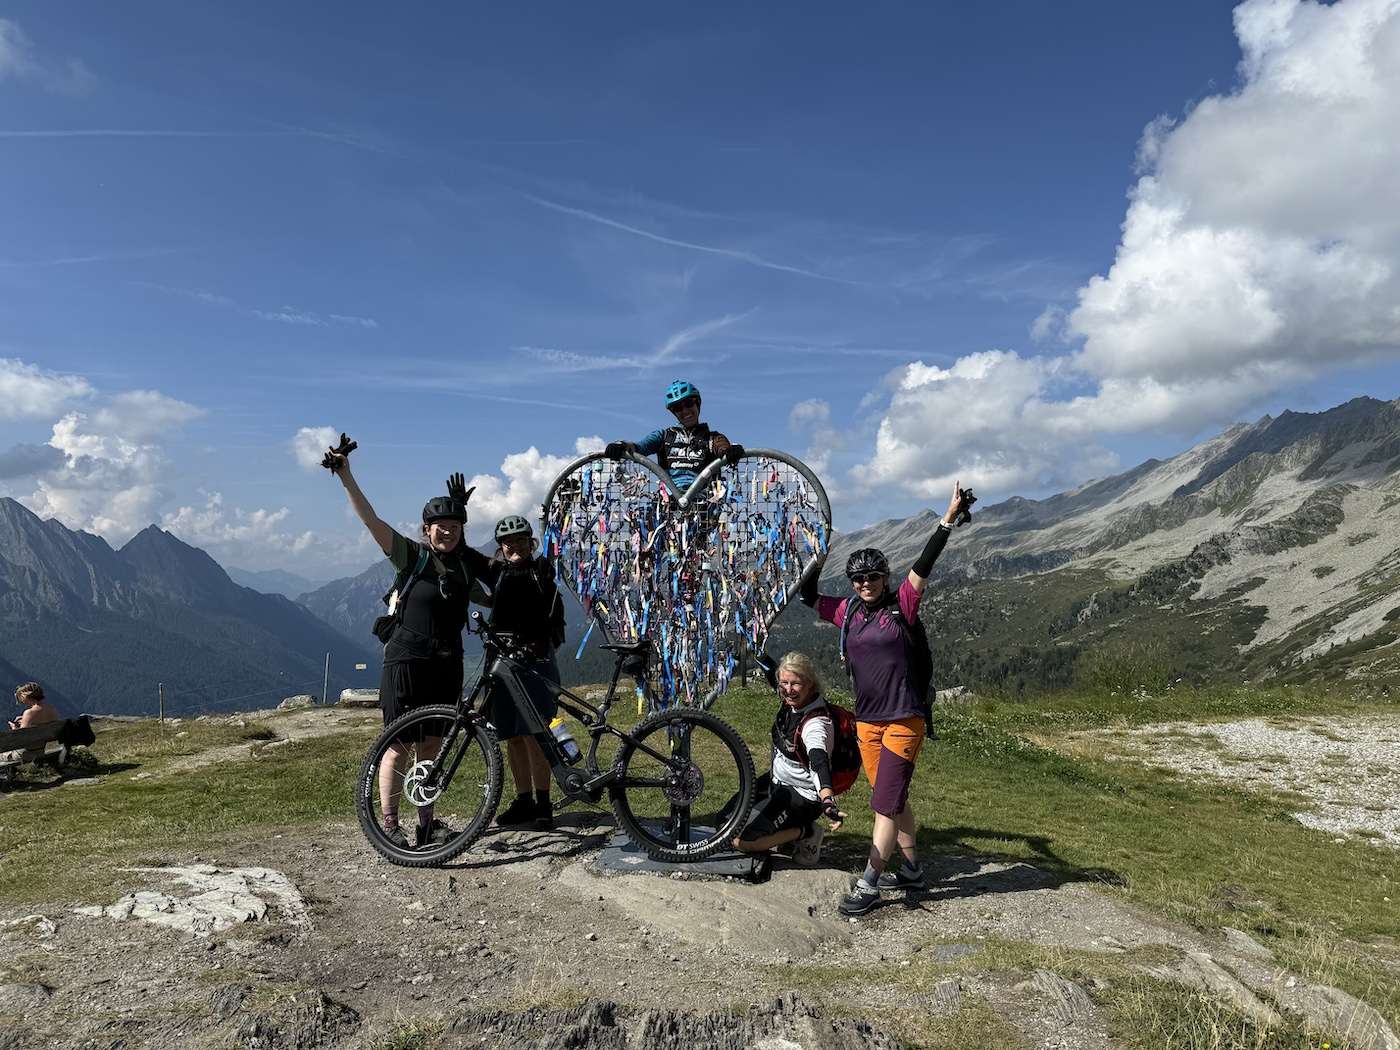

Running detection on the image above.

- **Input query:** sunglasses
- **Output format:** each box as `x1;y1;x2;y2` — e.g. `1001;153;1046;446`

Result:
848;572;885;585
669;398;699;413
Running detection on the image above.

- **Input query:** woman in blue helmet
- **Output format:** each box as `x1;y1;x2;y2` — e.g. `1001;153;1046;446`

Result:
604;379;744;492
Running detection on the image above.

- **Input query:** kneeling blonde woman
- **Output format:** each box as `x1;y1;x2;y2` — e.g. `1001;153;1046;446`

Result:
728;653;846;874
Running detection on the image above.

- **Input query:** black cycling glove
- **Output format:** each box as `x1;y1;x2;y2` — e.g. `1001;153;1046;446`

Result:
320;433;357;471
445;472;475;506
604;440;631;460
953;488;977;527
722;443;746;466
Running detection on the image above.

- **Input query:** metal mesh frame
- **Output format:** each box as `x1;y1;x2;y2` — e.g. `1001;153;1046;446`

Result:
542;449;832;708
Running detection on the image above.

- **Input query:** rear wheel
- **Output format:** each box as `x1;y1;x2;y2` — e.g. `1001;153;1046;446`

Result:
609;708;755;862
355;705;503;867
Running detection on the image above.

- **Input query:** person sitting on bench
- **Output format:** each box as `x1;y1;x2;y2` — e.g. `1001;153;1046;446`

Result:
3;682;59;764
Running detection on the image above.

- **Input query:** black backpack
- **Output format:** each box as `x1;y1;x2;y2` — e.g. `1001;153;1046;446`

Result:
371;547;431;644
837;595;934;710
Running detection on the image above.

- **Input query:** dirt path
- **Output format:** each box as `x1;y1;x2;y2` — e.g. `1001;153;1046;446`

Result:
4;812;1397;1049
4;708;1399;1048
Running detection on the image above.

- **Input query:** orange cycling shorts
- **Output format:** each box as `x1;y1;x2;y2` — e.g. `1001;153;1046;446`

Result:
856;716;926;816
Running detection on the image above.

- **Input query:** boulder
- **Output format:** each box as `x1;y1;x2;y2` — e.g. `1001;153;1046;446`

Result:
338;689;379;708
277;695;316;710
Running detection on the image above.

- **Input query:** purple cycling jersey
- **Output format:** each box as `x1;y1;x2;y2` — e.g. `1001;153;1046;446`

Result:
817;578;925;722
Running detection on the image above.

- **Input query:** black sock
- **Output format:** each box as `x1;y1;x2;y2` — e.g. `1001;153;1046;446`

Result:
534;789;551;809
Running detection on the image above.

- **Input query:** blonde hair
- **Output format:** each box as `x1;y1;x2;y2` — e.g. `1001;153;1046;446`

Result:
15;682;44;704
776;652;821;694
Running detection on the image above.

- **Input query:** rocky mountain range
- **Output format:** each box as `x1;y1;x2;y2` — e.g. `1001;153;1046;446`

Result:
779;395;1400;692
0;498;373;716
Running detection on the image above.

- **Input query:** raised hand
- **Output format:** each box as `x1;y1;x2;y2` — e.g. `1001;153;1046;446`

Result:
446;471;472;505
321;433;357;473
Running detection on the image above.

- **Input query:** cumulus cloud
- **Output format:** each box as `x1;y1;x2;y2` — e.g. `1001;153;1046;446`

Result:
857;353;1118;499
0;358;93;419
26;412;170;539
0;442;65;479
292;427;338;471
0;18;95;94
463;436;604;542
860;0;1400;503
162;492;318;568
1070;0;1400;399
93;390;203;442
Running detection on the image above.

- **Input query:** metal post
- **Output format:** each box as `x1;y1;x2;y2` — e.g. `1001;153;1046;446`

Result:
158;682;165;726
321;653;330;706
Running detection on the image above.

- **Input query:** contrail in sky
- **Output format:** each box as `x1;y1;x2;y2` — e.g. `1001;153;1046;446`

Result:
524;194;860;286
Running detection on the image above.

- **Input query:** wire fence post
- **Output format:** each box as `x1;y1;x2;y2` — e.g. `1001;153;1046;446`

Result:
158;682;165;727
321;653;330;706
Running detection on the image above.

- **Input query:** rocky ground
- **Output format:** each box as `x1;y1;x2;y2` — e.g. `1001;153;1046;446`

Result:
2;708;1398;1049
1081;713;1400;846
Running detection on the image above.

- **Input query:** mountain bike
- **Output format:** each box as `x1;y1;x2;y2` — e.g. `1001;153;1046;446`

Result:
354;613;756;867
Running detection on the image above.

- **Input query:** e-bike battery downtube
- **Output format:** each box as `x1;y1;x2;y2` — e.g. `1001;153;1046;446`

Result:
489;655;550;735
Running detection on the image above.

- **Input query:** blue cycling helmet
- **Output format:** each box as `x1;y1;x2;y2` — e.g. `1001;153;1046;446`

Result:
664;379;701;409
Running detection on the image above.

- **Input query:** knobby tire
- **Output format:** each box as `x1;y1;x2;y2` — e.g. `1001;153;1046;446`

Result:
355;704;503;868
609;708;755;863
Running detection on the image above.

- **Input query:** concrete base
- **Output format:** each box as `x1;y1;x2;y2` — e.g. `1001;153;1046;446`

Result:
592;830;754;879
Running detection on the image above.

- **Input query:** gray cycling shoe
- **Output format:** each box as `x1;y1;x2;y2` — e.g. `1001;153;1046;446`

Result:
838;880;881;917
877;863;927;891
384;824;409;850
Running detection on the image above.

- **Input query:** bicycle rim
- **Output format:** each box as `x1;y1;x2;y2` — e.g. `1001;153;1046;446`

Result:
610;709;754;862
355;704;503;867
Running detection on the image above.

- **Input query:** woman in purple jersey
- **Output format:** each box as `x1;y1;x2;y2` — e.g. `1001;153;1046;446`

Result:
801;481;973;916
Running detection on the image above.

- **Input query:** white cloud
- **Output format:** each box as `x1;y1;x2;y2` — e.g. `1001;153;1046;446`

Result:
860;0;1400;503
855;353;1118;499
0;357;93;419
292;427;339;471
0;18;95;94
26;412;169;540
93;390;202;442
162;492;319;569
254;307;326;327
788;399;845;476
463;436;604;543
1070;0;1400;402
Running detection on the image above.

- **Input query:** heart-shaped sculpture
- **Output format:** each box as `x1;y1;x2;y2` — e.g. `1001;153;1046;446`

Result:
542;449;831;708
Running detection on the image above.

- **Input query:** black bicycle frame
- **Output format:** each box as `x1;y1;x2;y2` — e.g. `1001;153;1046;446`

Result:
455;645;686;805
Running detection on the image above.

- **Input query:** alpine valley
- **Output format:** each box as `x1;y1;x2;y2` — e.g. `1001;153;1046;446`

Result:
0;498;373;716
772;395;1400;694
4;394;1398;715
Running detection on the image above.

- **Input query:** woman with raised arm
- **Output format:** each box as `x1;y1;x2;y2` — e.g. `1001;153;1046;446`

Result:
800;480;974;916
323;435;493;849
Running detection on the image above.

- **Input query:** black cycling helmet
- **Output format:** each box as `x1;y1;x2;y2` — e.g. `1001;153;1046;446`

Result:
494;514;533;540
422;496;467;524
845;547;889;579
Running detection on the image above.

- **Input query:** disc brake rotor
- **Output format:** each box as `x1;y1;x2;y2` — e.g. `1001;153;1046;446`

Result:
403;760;442;807
661;762;704;806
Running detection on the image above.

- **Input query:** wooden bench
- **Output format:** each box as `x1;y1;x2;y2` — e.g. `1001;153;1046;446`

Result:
0;717;95;787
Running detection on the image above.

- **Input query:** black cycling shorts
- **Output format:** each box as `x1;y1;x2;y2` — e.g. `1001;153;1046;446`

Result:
737;773;823;842
379;652;464;728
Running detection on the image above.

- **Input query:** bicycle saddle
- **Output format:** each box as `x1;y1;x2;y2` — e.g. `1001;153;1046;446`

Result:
601;640;651;656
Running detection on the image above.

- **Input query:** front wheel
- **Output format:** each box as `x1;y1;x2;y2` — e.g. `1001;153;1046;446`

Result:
355;705;503;867
610;708;755;862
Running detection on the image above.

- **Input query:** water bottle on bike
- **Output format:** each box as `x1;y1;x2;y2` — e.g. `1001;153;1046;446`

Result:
549;716;582;764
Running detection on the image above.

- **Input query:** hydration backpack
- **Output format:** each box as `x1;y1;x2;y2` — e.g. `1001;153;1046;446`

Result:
794;701;862;796
837;595;934;711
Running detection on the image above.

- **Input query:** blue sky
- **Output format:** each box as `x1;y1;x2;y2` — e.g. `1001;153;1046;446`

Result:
3;1;1398;578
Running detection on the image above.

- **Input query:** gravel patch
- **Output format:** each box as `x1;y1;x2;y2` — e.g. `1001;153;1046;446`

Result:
1096;715;1400;847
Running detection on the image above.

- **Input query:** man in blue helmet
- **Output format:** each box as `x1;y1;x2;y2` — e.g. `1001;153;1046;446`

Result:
604;379;743;492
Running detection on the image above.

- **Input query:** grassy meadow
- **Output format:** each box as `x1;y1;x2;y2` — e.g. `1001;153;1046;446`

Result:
0;679;1395;1049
